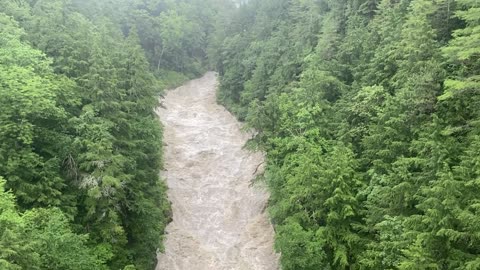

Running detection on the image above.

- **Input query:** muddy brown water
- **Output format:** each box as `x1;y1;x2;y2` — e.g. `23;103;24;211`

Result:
155;72;279;270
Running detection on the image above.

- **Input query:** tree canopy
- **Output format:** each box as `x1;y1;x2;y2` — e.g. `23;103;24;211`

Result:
0;0;229;269
214;0;480;269
2;0;480;269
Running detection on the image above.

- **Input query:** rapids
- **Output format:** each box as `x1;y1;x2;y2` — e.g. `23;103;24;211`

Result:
155;72;279;270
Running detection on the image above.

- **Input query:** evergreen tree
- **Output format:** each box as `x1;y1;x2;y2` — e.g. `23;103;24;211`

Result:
0;13;73;209
1;0;221;268
215;0;480;269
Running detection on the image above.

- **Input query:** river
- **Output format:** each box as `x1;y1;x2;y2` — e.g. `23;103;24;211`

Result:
155;72;279;270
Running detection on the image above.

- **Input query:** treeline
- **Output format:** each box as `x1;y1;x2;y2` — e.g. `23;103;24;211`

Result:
214;0;480;269
0;0;224;269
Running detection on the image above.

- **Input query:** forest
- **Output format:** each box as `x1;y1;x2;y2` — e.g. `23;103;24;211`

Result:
214;0;480;269
0;0;230;269
0;0;479;269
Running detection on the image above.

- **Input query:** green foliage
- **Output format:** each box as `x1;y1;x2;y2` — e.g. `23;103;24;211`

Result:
0;177;108;269
1;0;223;269
269;139;362;269
0;177;38;270
216;0;480;268
0;13;73;209
3;0;479;268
